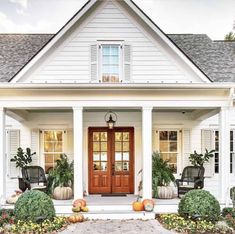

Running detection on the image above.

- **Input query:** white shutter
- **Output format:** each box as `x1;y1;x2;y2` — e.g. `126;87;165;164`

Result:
123;44;131;82
7;130;20;178
90;44;98;82
201;129;214;177
182;129;191;168
31;129;39;166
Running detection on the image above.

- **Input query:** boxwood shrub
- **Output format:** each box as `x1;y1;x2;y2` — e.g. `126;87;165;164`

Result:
14;190;55;222
178;189;220;222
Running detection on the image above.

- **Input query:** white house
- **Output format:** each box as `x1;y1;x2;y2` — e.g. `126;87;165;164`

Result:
0;0;235;214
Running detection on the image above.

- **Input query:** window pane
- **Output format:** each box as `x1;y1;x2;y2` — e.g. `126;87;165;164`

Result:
160;131;168;140
101;162;107;171
170;142;177;152
115;142;122;151
123;142;129;151
123;162;129;171
123;152;129;161
115;132;122;141
101;142;107;151
169;153;177;163
100;132;107;141
123;132;129;141
93;142;100;151
215;142;219;151
93;162;100;171
160;142;168;152
55;131;63;141
54;142;63;152
101;152;107;161
44;142;54;152
231;131;233;141
110;46;119;55
169;131;177;140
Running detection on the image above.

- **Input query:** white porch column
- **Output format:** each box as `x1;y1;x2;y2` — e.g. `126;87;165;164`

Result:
219;107;230;204
142;106;153;199
0;107;6;201
73;107;83;199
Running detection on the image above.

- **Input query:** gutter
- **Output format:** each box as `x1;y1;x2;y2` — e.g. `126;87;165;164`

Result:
0;83;234;90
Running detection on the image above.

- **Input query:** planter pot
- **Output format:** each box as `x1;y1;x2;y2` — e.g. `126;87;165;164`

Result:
157;186;174;199
53;186;73;200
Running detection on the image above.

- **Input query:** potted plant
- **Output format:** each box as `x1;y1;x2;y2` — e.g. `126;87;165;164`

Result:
47;154;74;200
10;147;36;191
152;152;175;199
189;149;215;167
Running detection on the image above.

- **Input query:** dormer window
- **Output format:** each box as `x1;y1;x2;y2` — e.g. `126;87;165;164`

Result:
101;44;120;83
90;42;131;83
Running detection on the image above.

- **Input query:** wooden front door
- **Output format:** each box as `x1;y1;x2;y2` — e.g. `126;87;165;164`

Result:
88;127;134;194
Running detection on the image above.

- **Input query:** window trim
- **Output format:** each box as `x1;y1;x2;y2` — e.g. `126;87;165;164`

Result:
98;41;124;83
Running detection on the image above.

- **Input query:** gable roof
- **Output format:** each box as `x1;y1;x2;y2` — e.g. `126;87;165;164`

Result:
0;33;234;83
6;0;211;83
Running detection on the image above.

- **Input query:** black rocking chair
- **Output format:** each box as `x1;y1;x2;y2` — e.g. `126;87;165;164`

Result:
176;166;205;198
20;166;47;192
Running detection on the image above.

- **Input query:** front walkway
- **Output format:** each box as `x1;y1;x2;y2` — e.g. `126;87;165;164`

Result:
59;220;175;234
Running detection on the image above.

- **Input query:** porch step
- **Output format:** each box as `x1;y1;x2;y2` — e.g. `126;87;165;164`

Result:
58;210;156;220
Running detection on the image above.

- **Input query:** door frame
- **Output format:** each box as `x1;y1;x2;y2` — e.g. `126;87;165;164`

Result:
88;127;135;194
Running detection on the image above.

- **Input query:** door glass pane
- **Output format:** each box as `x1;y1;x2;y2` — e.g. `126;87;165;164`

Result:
93;152;100;161
93;142;100;151
115;142;122;151
101;152;107;161
123;132;129;141
160;131;168;140
123;152;129;161
100;132;107;141
93;162;100;171
169;142;177;152
115;162;122;171
115;152;122;161
123;162;129;171
115;132;122;141
93;132;100;141
101;162;107;171
101;142;107;151
123;142;129;151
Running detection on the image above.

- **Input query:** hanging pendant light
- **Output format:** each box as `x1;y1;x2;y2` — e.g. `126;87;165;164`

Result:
105;111;117;129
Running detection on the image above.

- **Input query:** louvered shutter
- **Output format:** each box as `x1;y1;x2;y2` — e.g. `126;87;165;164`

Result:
123;44;131;82
182;129;191;168
31;129;39;166
90;44;98;82
201;129;214;177
7;130;20;178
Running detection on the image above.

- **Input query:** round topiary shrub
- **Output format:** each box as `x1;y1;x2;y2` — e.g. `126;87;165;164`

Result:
14;190;55;222
178;189;220;222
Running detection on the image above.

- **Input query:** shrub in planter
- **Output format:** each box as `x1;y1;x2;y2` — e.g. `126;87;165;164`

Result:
14;190;55;222
178;189;220;222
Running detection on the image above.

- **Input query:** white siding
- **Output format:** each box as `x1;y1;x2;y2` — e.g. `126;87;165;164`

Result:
22;0;202;84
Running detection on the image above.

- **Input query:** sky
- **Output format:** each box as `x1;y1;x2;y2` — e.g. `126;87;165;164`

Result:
0;0;234;40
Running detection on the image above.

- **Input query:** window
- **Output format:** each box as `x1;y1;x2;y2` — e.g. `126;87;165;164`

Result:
43;130;64;173
214;130;234;173
158;130;178;173
101;44;121;83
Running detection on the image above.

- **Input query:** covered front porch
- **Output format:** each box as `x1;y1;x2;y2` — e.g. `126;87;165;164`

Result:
0;85;233;214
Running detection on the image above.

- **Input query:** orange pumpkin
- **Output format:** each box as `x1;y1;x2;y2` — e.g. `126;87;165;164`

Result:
68;214;84;223
142;199;155;207
73;199;86;207
132;201;144;211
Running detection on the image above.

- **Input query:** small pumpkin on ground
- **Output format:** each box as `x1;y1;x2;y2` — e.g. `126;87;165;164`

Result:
68;214;84;223
142;199;155;212
132;197;144;211
73;199;86;207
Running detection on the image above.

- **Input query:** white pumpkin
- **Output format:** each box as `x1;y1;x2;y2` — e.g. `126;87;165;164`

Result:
157;186;174;199
53;186;73;200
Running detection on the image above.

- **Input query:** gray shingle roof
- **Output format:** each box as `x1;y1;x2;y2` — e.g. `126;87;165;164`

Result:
0;33;234;82
168;34;235;82
0;34;53;82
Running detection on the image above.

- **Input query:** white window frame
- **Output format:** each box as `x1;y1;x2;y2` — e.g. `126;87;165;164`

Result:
156;129;181;175
98;41;123;83
41;129;65;173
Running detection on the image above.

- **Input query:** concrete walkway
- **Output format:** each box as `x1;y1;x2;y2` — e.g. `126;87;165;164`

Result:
60;219;175;234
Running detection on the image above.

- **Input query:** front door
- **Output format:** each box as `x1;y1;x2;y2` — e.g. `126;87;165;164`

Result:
88;127;134;194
